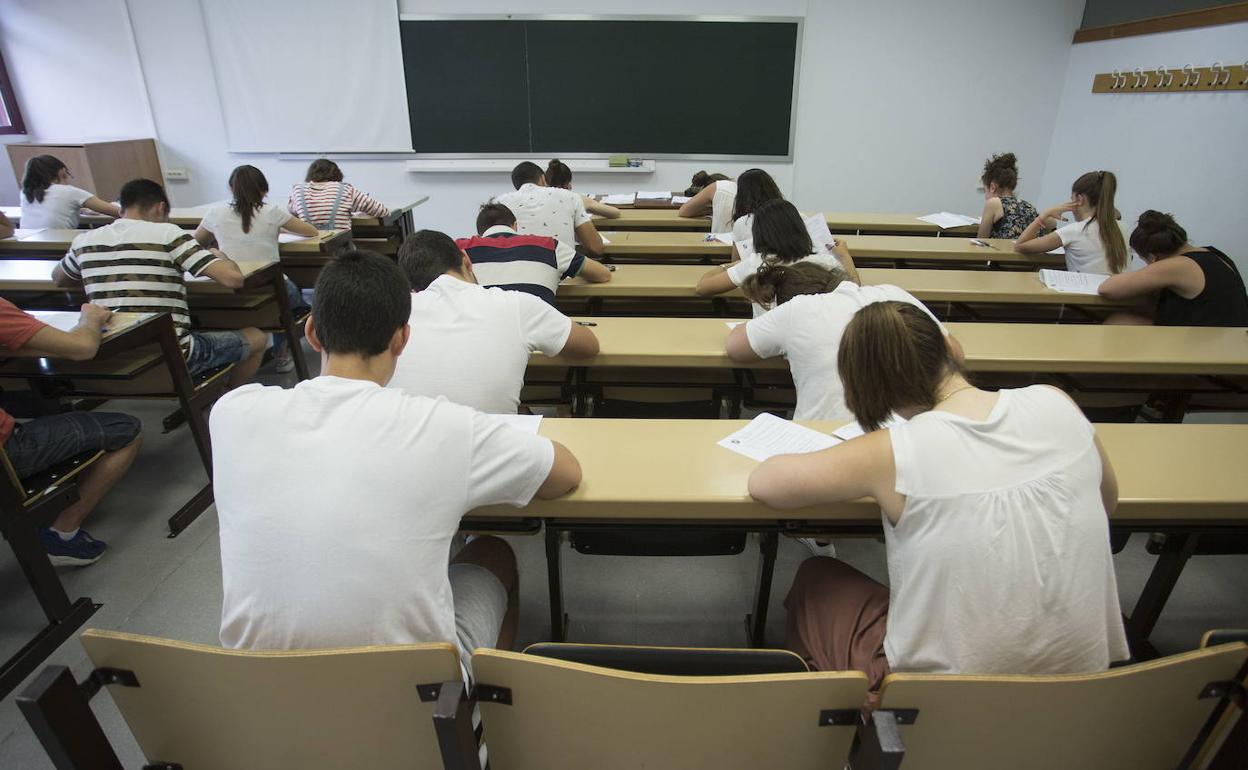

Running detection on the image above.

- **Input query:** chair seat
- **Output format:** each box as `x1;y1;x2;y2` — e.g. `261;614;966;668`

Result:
15;450;103;505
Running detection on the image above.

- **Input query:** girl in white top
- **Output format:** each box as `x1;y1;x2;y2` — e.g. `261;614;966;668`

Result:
544;159;622;221
1014;170;1130;274
194;165;319;372
750;301;1128;692
19;155;121;229
677;172;738;234
727;168;785;259
696;199;859;315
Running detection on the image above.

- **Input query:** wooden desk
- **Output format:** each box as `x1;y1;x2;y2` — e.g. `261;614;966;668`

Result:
595;208;977;236
600;232;1061;269
0;228;349;260
25;311;153;355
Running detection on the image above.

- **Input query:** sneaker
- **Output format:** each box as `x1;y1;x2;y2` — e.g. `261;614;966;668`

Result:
797;537;837;559
40;528;107;566
274;349;295;374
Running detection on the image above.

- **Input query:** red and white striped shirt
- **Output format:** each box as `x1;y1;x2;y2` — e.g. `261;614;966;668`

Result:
287;181;388;230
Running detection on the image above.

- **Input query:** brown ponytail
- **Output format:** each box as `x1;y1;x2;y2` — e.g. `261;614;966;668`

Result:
228;165;269;234
838;302;959;432
1072;170;1127;273
741;261;846;308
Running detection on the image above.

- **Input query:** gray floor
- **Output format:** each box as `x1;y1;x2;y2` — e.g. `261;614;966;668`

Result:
1;353;1246;767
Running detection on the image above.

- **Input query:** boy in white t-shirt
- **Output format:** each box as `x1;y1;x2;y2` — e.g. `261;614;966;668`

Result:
391;230;599;413
211;250;583;670
494;162;605;258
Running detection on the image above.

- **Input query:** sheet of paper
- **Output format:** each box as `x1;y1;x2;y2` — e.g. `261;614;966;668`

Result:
717;413;840;462
725;321;744;329
1038;269;1108;295
1047;246;1066;255
601;193;636;206
708;232;734;245
278;232;318;243
14;228;48;240
670;195;691;205
918;212;980;229
490;413;543;434
804;213;836;251
600;235;611;245
29;311;84;334
636;191;671;200
831;414;906;441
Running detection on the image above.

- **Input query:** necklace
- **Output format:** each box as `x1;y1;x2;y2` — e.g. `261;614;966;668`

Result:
935;384;976;405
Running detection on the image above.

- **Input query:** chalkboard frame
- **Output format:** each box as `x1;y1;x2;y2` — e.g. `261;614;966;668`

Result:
398;14;805;161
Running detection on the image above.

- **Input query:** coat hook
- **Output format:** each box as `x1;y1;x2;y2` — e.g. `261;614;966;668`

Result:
1241;61;1248;86
1210;61;1223;87
1133;67;1147;88
1182;64;1197;87
1155;66;1172;88
1219;63;1232;87
1110;68;1122;89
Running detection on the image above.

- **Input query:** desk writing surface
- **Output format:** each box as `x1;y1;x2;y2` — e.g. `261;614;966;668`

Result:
0;257;275;294
470;420;1248;522
25;310;151;341
0;228;348;256
594;208;976;235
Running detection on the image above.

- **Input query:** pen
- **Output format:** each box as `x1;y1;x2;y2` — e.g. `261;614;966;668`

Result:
576;321;597;327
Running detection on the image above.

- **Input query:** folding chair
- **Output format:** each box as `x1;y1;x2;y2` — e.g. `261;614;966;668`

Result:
17;629;462;770
523;641;808;675
1194;631;1248;770
852;641;1248;770
0;446;103;698
436;648;868;770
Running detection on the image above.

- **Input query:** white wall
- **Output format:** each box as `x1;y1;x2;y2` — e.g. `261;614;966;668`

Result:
1039;21;1248;270
0;0;1086;237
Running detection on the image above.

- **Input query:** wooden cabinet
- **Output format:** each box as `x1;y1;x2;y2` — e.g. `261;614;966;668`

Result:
6;139;162;202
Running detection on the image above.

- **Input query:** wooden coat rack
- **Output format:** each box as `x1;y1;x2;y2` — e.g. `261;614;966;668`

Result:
1092;61;1248;93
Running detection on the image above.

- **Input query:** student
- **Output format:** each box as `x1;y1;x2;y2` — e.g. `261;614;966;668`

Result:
211;250;582;671
459;203;611;305
749;302;1128;693
390;230;599;413
0;299;141;565
696;199;859;314
496;162;605;258
683;170;730;198
53;179;266;389
545;159;621;219
0;211;13;239
1098;210;1248;327
976;153;1039;240
677;172;737;233
19;155;121;229
728;168;784;244
287;159;388;231
1015;170;1129;274
726;262;954;422
196;165;319;373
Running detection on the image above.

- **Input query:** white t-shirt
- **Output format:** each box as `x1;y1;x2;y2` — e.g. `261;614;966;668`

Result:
200;201;293;262
727;250;845;316
745;283;943;421
1056;217;1126;274
731;213;754;244
710;180;738;234
20;184;92;229
389;276;572;414
495;183;593;252
212;375;555;661
884;385;1130;675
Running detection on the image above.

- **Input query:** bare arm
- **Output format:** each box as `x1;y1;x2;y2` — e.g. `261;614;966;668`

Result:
535;440;583;499
13;304;112;361
193;225;214;246
1095;435;1118;516
584;196;621;219
833;239;860;284
0;212;13;239
1099;256;1200;301
678;183;716;219
201;253;245;289
725;322;763;363
51;264;78;288
282;216;320;238
574;221;605;259
749;429;900;521
82;196;122;218
577;258;612;283
1016;203;1074;254
976;198;1000;239
558;323;599;359
696;263;738;296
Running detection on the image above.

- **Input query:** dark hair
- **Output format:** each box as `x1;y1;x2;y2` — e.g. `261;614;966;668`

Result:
118;178;169;213
228;165;268;234
1130;210;1188;261
22;155;68;204
546;159;573;189
305;159;344;183
511;161;544;189
731;168;783;222
981;152;1019;192
476;202;517;234
312;249;410;356
398;230;464;291
839;302;960;433
741;261;846;308
751;199;813;263
685;170;730;197
1072;170;1127;273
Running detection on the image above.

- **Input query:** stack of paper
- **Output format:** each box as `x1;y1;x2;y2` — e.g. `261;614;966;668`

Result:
1038;269;1108;295
918;212;981;229
717;413;840;462
803;213;836;252
601;193;636;206
636;191;671;200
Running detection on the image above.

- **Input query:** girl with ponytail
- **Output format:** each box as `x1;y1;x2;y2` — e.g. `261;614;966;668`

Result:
1015;170;1130;274
19;154;121;229
749;300;1128;695
1098;210;1248;326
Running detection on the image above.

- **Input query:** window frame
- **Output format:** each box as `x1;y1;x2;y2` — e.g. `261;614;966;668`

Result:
0;48;27;136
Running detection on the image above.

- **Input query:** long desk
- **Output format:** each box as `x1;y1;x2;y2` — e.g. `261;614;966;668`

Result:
601;231;1063;269
595;208;978;236
0;227;349;259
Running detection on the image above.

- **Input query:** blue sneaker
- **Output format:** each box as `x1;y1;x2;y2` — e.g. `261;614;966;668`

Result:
40;528;107;566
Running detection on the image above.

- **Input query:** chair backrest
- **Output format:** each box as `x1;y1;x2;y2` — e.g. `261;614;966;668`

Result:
874;642;1248;770
523;642;808;675
79;629;461;770
472;649;867;770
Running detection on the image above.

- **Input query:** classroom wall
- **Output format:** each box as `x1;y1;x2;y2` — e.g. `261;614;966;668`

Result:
1038;21;1248;271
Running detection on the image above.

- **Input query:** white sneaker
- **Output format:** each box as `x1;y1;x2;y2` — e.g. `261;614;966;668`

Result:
274;350;295;374
797;537;837;558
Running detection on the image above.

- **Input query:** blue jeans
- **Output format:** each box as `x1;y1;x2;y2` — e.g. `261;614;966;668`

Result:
4;412;141;478
186;330;250;377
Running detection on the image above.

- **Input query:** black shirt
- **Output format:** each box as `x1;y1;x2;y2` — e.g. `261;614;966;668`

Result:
1155;247;1248;327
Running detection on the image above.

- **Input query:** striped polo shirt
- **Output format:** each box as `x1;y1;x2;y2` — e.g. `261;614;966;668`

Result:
61;219;222;356
456;225;584;305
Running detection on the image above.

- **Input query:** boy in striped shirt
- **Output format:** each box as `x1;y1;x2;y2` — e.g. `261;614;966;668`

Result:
53;179;266;388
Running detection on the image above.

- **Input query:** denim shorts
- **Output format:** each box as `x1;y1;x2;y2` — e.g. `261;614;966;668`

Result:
4;412;141;479
186;330;250;377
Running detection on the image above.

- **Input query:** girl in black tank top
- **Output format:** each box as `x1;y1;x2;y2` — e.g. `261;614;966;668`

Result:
1098;211;1248;327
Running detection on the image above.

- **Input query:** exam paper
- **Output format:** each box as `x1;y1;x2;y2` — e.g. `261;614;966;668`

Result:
708;232;735;245
918;212;980;229
804;213;836;252
670;195;691;205
602;193;636;206
31;311;86;334
831;414;906;441
636;191;671;200
490;413;543;434
725;321;744;329
717;413;840;462
1039;269;1108;295
278;232;316;243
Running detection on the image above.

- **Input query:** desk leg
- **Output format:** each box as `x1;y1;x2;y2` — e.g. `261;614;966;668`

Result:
1126;532;1198;658
545;525;566;642
272;273;310;381
167;483;214;538
748;531;779;647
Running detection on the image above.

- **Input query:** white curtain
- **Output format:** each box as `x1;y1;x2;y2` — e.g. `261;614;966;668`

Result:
200;0;412;152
